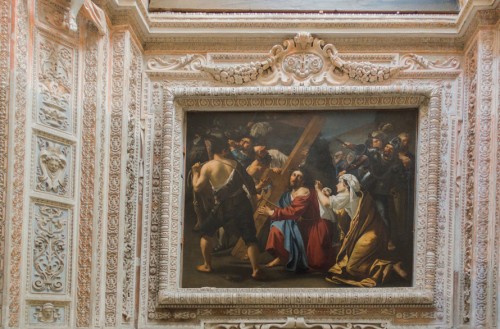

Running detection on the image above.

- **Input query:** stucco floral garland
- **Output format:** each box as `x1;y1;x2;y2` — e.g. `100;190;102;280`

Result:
199;33;404;85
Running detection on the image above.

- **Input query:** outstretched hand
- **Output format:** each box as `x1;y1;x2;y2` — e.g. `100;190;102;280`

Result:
257;205;274;217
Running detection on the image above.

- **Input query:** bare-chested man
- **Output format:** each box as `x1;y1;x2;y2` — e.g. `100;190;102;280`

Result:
192;136;263;280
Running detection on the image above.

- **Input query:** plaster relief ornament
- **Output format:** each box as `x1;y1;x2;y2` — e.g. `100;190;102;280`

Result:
68;0;106;34
401;53;461;70
39;102;68;129
283;54;324;78
204;317;389;329
202;58;274;85
198;32;405;86
40;1;67;30
33;303;61;323
147;54;206;71
32;206;67;293
38;39;72;131
37;141;68;194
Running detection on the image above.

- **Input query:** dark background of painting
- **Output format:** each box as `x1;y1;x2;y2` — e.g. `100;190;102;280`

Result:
181;109;417;288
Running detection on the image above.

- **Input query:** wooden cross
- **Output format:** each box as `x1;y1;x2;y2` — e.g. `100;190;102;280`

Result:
231;115;325;259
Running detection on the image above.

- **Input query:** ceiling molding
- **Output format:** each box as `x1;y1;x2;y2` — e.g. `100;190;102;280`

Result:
100;0;499;50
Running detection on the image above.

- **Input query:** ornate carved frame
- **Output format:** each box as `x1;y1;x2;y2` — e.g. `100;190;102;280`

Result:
156;85;439;308
141;32;462;327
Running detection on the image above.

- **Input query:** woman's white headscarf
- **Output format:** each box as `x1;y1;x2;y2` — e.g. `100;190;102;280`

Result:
339;174;361;213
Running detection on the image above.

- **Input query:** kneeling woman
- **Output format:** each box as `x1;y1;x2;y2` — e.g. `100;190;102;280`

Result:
316;174;407;287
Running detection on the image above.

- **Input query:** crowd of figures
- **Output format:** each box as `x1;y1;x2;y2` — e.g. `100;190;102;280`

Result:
187;114;414;286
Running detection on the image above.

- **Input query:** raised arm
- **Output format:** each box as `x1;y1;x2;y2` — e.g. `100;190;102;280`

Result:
315;181;331;207
315;180;349;210
328;192;350;211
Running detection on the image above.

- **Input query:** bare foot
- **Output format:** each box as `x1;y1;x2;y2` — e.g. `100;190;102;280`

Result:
251;269;266;281
265;257;283;268
196;264;213;273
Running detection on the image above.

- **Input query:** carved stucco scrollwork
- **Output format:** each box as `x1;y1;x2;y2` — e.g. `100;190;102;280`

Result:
76;22;100;328
282;54;324;79
434;82;451;323
9;0;29;325
462;43;477;325
105;31;126;328
203;317;388;329
194;33;462;87
137;124;147;323
147;54;206;71
31;204;69;293
36;35;74;132
0;0;11;314
471;30;494;328
122;39;142;323
198;32;406;86
400;54;461;70
145;82;164;322
158;85;182;293
105;30;143;326
92;25;109;328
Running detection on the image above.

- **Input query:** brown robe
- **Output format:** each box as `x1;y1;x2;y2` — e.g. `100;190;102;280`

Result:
327;191;399;287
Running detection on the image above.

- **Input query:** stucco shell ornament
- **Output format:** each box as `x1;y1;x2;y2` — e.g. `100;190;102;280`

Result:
199;32;406;86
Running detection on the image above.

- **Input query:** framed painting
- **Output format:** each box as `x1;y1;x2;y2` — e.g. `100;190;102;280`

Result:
156;85;441;310
138;31;471;328
182;108;417;289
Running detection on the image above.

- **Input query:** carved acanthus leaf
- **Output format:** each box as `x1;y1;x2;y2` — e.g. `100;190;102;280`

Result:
147;54;206;71
401;54;460;70
32;206;68;293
